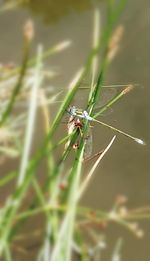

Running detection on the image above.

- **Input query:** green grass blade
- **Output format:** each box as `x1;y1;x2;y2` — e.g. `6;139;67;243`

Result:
0;23;32;126
17;44;43;186
51;146;84;261
0;172;17;187
0;44;43;256
94;85;134;118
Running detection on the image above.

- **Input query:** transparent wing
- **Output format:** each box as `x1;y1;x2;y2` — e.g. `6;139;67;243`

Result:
84;126;93;159
78;83;117;114
96;87;117;108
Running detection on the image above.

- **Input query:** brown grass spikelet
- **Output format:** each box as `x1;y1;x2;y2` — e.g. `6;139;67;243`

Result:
107;24;124;61
23;19;34;42
121;84;134;95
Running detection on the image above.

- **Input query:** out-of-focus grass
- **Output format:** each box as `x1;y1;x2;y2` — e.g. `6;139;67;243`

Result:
0;1;148;260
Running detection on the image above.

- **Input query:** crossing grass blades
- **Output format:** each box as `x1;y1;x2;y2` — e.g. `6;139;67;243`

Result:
0;1;148;261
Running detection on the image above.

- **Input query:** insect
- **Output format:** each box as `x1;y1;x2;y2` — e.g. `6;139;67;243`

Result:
67;106;145;145
66;107;93;159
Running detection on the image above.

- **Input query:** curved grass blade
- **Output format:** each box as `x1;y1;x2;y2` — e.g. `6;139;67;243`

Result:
79;135;116;199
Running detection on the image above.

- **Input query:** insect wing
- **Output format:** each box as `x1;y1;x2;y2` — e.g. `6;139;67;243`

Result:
96;88;117;108
84;127;93;159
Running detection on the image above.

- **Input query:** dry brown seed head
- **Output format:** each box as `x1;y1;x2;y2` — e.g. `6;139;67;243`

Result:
121;84;134;95
118;206;128;217
109;25;124;50
107;25;124;61
136;229;144;238
128;222;139;231
24;19;34;42
116;194;128;205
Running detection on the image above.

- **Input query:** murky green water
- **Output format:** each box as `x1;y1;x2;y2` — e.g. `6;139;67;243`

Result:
0;0;150;260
